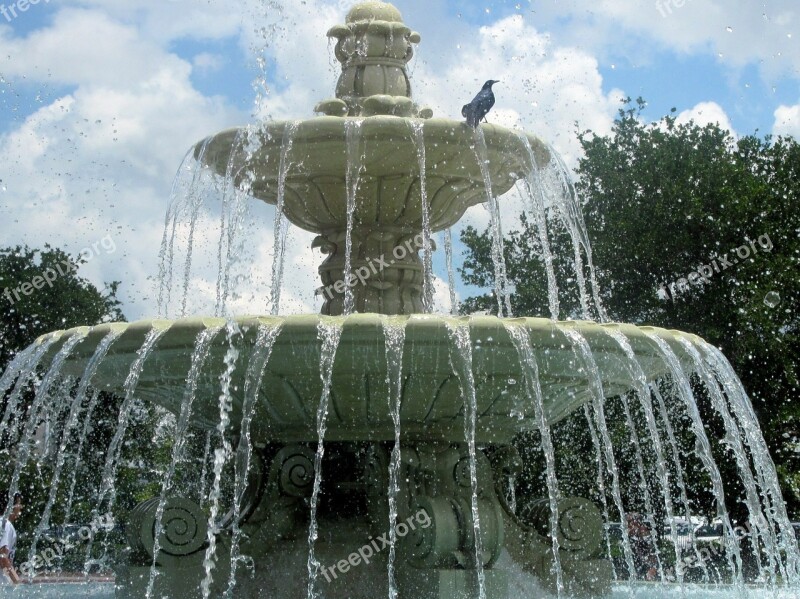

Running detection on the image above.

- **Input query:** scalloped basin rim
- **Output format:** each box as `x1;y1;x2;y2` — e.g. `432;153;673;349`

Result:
35;314;705;346
36;314;704;444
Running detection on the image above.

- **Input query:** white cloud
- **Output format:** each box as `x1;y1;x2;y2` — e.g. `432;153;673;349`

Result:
0;7;244;320
773;104;800;138
412;14;624;166
675;101;735;133
192;53;224;73
2;0;795;324
530;0;800;82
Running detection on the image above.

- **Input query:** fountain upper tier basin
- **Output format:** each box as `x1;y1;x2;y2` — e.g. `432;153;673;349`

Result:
38;315;699;445
195;117;551;234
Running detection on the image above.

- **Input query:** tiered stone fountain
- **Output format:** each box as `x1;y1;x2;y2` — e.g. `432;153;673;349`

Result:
14;2;799;598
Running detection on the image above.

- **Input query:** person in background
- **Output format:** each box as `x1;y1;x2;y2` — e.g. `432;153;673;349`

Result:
627;511;658;581
0;491;23;584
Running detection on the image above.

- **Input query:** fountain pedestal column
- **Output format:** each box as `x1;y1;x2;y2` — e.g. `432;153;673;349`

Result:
315;228;427;315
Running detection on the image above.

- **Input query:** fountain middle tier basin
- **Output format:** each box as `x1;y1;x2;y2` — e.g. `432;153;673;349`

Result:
195;117;551;234
38;315;699;445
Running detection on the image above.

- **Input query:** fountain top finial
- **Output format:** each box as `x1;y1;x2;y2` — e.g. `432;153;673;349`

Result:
317;1;423;118
345;1;404;24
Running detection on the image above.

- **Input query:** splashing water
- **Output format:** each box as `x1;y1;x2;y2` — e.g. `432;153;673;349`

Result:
558;325;638;583
270;121;299;315
306;319;344;599
382;317;406;599
343;120;364;315
517;134;560;320
445;320;487;599
26;329;123;565
226;322;282;597
201;322;242;598
444;228;459;315
408;121;434;312
644;332;745;586
505;322;563;594
471;128;512;317
145;325;222;599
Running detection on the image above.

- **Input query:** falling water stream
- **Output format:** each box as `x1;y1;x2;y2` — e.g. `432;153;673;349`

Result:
180;144;217;318
215;130;253;316
4;332;87;526
269;121;299;314
382;318;406;599
644;332;745;587
677;337;780;587
408;121;434;312
505;322;564;594
605;329;678;584
444;228;459;315
157;146;203;317
343;120;363;315
471;128;512;317
517;134;560;320
198;431;214;509
60;388;103;553
0;341;55;448
201;323;241;599
26;329;123;564
92;326;169;517
548;149;608;322
582;403;619;581
446;320;487;599
306;319;344;599
144;326;223;599
700;342;800;580
558;325;638;583
225;324;282;596
649;380;711;583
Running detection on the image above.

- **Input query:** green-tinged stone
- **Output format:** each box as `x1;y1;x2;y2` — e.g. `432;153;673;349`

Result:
39;314;700;445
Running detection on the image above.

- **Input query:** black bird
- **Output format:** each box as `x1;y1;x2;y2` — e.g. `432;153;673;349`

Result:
462;80;500;128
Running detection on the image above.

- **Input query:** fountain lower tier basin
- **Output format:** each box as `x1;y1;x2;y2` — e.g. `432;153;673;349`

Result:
196;117;551;234
4;582;798;599
37;314;700;445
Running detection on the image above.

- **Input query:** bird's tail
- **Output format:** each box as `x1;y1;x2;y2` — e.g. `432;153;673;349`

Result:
461;104;479;128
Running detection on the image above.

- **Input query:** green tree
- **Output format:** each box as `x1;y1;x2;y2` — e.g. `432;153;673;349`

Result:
0;245;127;568
0;245;124;371
461;98;800;517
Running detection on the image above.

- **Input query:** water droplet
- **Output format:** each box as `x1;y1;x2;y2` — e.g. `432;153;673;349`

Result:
764;292;780;308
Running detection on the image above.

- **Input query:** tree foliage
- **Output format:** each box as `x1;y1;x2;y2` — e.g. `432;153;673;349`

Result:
461;98;800;516
0;245;124;370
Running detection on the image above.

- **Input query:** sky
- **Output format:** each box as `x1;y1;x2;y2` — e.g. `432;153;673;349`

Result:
0;0;798;322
